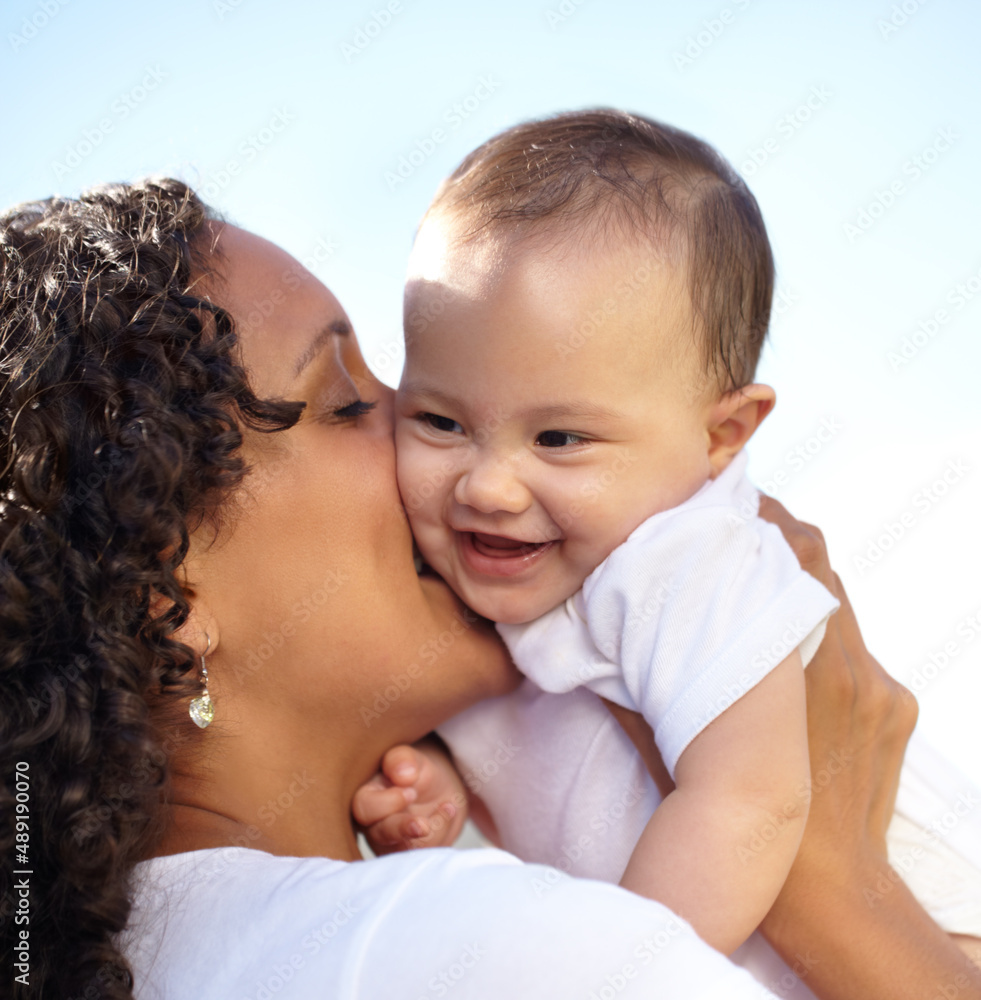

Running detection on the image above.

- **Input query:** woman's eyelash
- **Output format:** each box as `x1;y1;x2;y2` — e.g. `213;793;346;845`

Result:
332;399;377;419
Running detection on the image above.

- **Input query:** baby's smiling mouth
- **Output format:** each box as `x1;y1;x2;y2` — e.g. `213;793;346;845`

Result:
456;530;558;578
470;532;550;559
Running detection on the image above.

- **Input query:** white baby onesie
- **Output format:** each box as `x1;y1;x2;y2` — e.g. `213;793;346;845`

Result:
497;449;840;776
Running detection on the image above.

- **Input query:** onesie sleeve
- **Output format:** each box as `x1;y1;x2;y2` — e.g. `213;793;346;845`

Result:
583;477;839;777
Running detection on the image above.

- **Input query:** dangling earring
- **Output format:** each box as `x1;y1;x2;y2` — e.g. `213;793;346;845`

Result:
189;633;215;729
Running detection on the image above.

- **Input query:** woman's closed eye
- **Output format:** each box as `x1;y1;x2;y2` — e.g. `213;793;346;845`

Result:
332;399;377;420
418;412;464;434
536;430;587;448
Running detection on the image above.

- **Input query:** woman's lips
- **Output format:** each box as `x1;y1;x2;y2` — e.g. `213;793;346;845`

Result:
459;531;556;577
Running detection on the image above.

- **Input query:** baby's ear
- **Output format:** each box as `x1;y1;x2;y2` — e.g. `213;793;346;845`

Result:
706;383;775;478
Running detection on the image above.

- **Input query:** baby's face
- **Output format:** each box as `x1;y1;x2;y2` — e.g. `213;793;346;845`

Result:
396;217;718;625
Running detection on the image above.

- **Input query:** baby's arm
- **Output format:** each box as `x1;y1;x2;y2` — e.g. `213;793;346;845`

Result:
619;650;810;955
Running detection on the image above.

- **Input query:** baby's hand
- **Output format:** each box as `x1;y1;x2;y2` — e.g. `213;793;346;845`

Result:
353;739;468;855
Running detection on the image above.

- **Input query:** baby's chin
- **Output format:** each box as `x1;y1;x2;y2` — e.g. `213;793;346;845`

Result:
417;545;576;625
458;583;568;627
488;608;542;626
423;569;534;626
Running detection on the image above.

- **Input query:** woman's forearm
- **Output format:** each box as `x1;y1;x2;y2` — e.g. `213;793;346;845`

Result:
743;499;981;998
762;847;981;1000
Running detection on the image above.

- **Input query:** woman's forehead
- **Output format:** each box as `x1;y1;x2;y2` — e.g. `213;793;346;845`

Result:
204;223;351;398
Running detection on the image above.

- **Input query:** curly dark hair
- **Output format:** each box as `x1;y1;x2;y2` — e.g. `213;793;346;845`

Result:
0;178;303;999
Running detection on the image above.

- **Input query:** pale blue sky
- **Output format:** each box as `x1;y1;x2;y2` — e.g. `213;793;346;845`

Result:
3;0;979;774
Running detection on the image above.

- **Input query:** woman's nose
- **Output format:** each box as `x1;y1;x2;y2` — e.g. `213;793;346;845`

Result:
453;453;531;515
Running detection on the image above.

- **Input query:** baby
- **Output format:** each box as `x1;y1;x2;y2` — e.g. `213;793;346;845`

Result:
369;109;838;955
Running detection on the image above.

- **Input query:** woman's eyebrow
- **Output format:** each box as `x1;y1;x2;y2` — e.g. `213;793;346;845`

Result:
293;318;351;378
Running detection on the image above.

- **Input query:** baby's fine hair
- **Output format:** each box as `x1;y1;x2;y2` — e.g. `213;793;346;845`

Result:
425;108;774;391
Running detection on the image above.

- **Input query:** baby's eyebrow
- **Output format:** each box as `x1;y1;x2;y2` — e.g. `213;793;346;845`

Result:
400;384;624;423
526;402;626;423
398;383;460;410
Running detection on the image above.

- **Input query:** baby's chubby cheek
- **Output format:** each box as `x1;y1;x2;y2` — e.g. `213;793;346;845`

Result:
394;422;445;559
394;426;422;518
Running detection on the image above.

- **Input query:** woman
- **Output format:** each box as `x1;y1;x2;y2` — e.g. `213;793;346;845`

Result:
0;179;977;1000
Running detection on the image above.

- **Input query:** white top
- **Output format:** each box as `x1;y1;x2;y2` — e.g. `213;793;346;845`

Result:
439;681;981;997
498;451;839;775
441;680;658;882
122;845;777;999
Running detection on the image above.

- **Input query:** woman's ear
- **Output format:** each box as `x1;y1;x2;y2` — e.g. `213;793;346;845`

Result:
706;383;776;477
148;589;219;659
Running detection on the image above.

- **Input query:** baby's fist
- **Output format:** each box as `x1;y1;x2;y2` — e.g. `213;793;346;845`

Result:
353;740;467;855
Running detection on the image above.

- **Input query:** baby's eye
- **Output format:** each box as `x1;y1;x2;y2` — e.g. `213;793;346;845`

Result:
419;412;463;434
536;430;585;448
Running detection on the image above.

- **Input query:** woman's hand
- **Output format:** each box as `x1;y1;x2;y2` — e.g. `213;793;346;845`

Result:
757;495;916;870
757;497;981;1000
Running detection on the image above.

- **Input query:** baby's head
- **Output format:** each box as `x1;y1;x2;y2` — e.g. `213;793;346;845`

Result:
396;109;776;624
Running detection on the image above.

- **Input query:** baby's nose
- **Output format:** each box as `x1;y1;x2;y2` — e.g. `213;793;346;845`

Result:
454;455;531;515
